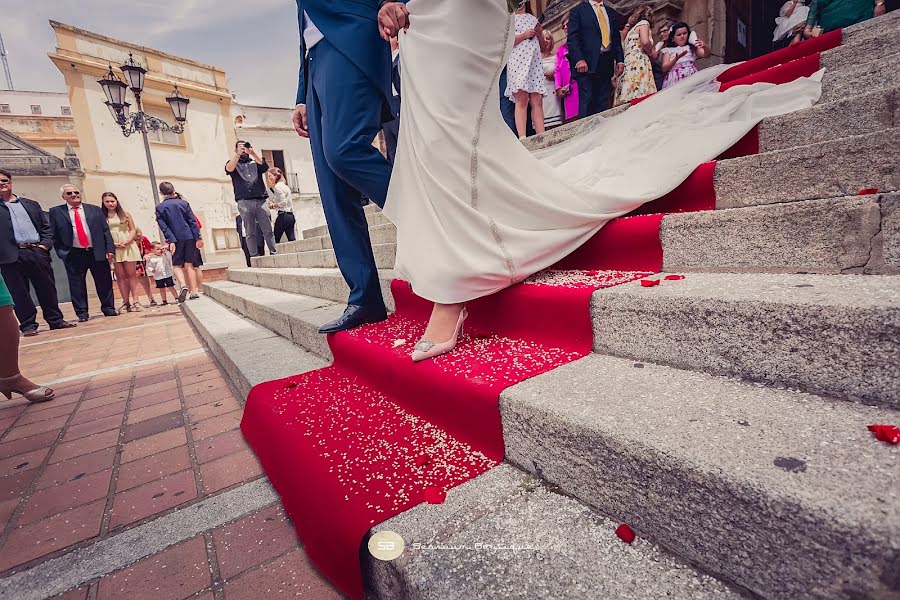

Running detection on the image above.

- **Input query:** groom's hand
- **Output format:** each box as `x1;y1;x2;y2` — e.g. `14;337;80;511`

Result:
378;2;409;41
292;104;309;138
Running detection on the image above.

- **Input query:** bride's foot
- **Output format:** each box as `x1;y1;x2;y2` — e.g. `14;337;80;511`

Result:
412;303;467;362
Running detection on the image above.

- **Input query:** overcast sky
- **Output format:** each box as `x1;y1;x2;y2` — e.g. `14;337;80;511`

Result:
0;0;301;107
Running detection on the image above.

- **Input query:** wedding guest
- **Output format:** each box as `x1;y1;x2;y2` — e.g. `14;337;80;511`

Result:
660;22;709;90
540;31;563;128
775;0;810;45
101;192;143;312
133;227;158;307
0;169;74;336
225;141;276;257
236;213;264;268
267;168;297;243
0;273;53;402
615;6;658;106
506;1;546;138
653;21;672;92
155;182;202;302
805;0;885;34
145;242;177;305
567;0;625;117
554;17;579;123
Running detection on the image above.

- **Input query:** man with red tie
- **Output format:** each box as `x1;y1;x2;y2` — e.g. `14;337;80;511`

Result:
567;0;625;118
48;185;118;322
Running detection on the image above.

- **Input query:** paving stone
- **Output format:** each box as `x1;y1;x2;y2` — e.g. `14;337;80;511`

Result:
127;399;183;424
121;411;185;444
18;469;113;526
181;377;229;398
50;430;120;464
1;416;69;443
0;403;29;421
183;386;235;409
0;499;104;572
0;497;17;531
189;410;242;441
116;445;192;492
61;414;124;443
0;432;58;461
130;379;177;400
14;402;79;427
186;397;241;423
77;391;130;413
109;469;198;529
0;470;36;501
194;429;250;465
0;447;51;478
223;549;340;599
48;585;89;600
211;504;300;580
68;401;127;426
96;536;211;600
132;370;177;388
120;428;188;464
129;388;180;411
34;447;117;491
199;449;263;495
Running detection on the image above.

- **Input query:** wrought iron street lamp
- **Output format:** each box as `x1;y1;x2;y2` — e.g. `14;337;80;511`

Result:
98;53;190;207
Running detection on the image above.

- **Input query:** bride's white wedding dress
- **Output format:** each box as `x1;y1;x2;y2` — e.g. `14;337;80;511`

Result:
383;0;823;305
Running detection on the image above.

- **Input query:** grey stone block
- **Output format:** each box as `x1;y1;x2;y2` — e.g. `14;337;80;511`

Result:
303;224;328;238
293;237;324;252
367;464;742;600
369;224;398;246
251;255;276;268
227;268;258;287
715;128;900;209
592;272;900;406
501;354;900;600
660;195;882;273
323;235;332;250
275;240;297;254
819;50;900;104
880;193;900;269
371;243;397;269
254;269;284;291
758;86;899;153
297;249;338;269
273;252;300;269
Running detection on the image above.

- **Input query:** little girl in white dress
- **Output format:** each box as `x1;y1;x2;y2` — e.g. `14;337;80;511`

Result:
774;0;810;44
505;3;547;138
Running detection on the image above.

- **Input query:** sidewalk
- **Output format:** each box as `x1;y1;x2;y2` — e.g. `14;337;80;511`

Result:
0;301;340;599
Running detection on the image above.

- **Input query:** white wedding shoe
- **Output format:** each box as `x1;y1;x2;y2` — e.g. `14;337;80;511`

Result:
411;307;468;362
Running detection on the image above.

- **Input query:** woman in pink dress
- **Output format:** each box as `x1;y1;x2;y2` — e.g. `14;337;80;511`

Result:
554;17;579;122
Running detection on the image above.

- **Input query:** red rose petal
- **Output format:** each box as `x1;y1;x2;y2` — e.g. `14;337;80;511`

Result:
415;454;430;467
615;523;636;543
664;275;686;281
858;187;879;195
283;381;298;389
423;486;446;504
868;424;900;445
640;279;660;287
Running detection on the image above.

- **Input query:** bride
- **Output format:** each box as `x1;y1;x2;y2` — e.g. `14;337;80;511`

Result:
377;0;822;361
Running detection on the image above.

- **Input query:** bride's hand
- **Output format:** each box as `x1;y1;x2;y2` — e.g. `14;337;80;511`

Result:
379;2;410;41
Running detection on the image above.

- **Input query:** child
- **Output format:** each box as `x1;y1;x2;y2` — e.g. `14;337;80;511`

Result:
774;0;810;46
660;22;709;90
145;242;178;305
506;1;546;139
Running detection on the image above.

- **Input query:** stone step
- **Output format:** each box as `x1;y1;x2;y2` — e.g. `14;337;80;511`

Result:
368;465;744;600
252;242;396;269
180;295;327;400
267;193;899;275
277;223;397;255
591;272;900;407
500;353;900;600
819;41;900;104
178;297;749;599
227;267;397;312
714;127;899;209
300;207;389;240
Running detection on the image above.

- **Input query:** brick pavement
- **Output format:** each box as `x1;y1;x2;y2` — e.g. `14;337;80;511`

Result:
0;302;340;599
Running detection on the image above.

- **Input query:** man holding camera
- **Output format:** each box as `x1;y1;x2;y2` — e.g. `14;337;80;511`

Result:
225;140;276;258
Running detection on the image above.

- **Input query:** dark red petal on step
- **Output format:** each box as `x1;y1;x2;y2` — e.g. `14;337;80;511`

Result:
640;279;660;287
868;424;900;445
664;275;685;281
283;381;298;389
858;188;879;195
424;486;446;504
415;455;430;467
615;524;636;543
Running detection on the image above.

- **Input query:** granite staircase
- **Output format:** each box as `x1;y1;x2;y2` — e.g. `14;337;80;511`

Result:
184;12;900;600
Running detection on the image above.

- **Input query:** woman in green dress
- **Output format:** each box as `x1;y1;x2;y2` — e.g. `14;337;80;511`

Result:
805;0;883;33
0;273;54;402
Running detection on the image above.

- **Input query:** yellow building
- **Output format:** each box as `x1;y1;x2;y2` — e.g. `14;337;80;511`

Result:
47;21;241;259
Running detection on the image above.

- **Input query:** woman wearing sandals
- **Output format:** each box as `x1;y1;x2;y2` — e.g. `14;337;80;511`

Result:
0;273;53;402
101;192;143;312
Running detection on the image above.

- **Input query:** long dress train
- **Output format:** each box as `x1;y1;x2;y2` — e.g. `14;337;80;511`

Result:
384;0;823;305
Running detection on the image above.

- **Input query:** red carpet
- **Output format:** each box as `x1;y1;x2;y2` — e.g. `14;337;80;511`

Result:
240;43;839;599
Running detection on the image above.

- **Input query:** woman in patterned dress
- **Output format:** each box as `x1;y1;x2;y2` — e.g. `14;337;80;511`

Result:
614;6;658;106
505;1;547;138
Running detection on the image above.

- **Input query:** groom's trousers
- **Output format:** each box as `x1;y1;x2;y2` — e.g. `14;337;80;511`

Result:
306;39;393;310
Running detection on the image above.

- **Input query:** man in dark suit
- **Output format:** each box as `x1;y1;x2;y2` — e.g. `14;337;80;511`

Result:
291;0;408;334
48;184;117;322
567;0;625;118
383;36;402;163
0;170;75;336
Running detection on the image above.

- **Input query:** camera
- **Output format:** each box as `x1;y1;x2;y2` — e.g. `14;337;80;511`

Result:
243;142;252;149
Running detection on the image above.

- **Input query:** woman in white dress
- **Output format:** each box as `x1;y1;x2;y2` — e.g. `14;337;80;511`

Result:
383;0;823;361
505;1;546;138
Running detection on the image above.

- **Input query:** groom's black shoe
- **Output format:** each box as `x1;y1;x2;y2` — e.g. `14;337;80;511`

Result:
318;304;387;334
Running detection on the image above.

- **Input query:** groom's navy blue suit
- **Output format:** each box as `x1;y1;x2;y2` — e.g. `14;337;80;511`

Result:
295;0;402;310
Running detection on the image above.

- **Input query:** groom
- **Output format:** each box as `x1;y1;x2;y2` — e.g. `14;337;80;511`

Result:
292;0;408;334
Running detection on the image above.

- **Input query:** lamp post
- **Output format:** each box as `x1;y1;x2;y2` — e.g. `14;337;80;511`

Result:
98;53;190;208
